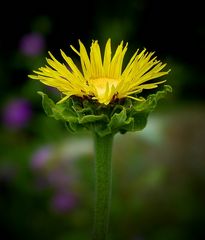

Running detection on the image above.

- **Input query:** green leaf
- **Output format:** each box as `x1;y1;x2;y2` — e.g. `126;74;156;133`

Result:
94;123;112;137
52;105;77;122
37;84;172;136
37;91;55;117
108;107;127;131
119;117;134;133
67;122;85;133
131;112;148;131
79;114;108;124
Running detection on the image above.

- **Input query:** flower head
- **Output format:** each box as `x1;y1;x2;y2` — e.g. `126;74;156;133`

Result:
29;39;170;105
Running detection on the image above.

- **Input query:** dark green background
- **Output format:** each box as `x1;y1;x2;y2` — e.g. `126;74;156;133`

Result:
0;1;205;239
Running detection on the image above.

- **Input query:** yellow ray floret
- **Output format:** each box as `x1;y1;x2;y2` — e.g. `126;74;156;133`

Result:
28;38;170;105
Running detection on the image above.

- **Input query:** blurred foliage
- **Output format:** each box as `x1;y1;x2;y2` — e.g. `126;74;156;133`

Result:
0;0;205;239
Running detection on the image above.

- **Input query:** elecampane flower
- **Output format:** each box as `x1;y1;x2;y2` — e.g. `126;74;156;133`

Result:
29;39;170;105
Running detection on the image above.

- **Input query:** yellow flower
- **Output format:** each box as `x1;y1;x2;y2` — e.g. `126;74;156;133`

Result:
29;39;170;105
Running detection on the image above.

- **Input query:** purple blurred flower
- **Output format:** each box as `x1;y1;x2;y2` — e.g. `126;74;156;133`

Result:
47;168;73;189
30;145;53;170
19;32;45;56
2;98;32;130
51;191;77;213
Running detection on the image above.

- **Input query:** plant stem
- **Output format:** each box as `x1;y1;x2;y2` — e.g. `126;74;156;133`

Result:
92;133;114;240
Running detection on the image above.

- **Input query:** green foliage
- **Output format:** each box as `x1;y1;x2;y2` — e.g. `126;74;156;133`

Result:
38;85;172;137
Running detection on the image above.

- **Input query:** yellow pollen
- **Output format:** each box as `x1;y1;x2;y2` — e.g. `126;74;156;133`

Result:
89;77;118;97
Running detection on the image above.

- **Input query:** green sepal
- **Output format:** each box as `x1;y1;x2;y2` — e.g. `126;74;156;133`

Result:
37;91;78;122
37;91;55;117
37;85;172;136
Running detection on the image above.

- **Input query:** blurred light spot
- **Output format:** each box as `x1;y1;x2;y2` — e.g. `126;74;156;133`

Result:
136;115;165;145
30;145;53;170
19;32;45;56
2;98;32;130
51;191;77;213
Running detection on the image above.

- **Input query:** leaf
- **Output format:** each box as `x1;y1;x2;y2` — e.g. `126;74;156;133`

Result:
79;114;108;124
38;91;78;122
108;107;127;130
134;84;172;113
94;123;112;137
131;112;148;131
67;122;85;133
37;91;55;117
37;85;172;136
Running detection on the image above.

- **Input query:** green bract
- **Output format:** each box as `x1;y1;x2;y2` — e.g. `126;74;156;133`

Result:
38;85;172;137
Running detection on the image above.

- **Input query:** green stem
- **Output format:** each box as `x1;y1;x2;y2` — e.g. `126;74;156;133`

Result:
92;133;114;240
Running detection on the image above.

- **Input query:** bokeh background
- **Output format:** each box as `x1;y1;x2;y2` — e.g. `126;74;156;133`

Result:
0;1;205;239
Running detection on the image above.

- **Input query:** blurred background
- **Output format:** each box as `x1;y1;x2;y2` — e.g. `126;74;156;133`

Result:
0;0;205;239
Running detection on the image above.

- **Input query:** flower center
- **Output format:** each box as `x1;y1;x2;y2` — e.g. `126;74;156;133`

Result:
90;77;118;97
